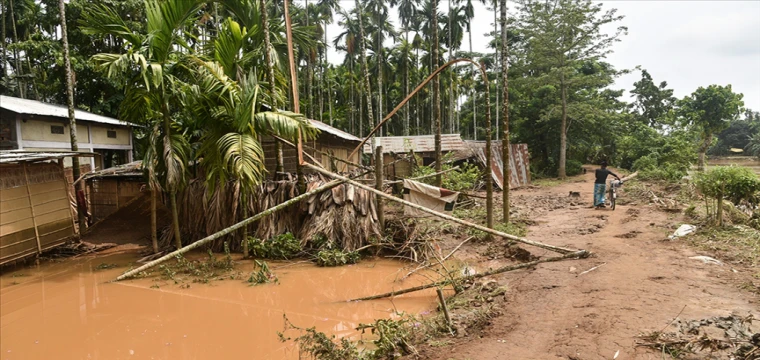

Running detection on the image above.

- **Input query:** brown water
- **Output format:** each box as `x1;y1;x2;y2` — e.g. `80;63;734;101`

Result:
0;251;437;360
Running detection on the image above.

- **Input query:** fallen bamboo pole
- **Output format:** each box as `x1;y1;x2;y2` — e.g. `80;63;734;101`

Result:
114;178;347;281
384;167;460;185
348;250;588;301
305;164;579;255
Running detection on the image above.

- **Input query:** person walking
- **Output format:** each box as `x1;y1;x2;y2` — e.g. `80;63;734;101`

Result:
594;161;620;208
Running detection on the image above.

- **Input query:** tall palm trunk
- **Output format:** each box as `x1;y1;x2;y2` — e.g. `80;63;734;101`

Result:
59;0;86;233
325;27;333;125
559;70;568;179
356;0;375;139
493;2;499;141
376;20;383;137
415;46;420;134
260;0;284;181
2;0;7;86
447;0;453;134
404;30;410;136
500;0;510;223
470;26;476;140
10;0;24;98
432;0;442;187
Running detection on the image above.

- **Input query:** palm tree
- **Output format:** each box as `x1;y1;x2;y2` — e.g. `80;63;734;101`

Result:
395;0;419;136
355;0;374;139
499;0;509;223
431;0;442;187
58;0;86;234
83;0;205;249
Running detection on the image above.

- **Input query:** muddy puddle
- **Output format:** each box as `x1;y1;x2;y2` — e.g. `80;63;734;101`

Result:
0;251;437;359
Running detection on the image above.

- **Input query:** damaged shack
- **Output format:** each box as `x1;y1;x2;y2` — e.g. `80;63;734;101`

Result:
0;151;93;265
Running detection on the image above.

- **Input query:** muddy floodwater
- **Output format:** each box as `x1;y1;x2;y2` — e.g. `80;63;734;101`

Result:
0;251;437;360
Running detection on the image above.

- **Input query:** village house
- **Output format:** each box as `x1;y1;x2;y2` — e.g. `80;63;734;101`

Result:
0;95;136;171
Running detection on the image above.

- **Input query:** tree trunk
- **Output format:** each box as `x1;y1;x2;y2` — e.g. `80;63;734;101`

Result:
493;2;499;141
377;20;383;137
433;0;442;187
404;31;410;136
448;0;453;135
259;0;283;180
375;146;384;230
559;71;568;179
483;63;494;233
717;182;724;226
470;28;476;140
415;47;420;134
59;0;86;233
151;190;159;253
10;0;24;99
500;0;510;223
697;133;712;172
241;193;249;257
169;191;182;249
1;0;6;83
356;0;374;139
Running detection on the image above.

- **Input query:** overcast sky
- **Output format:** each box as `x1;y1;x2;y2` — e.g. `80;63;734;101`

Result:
324;0;760;111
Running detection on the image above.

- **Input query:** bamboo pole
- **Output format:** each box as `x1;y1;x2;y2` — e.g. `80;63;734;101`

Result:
305;164;579;255
436;288;452;326
114;178;347;281
22;162;43;253
375;146;385;230
348;250;587;301
384;167;460;185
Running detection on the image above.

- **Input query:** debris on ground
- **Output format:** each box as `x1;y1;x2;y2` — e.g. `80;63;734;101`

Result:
615;230;642;239
669;224;697;239
637;314;758;359
690;255;724;266
44;241;117;258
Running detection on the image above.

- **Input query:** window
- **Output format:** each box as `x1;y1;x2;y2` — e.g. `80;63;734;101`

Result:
51;125;64;134
107;130;117;138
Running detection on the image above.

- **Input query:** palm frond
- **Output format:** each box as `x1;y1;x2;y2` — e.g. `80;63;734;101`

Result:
253;111;319;141
79;5;144;47
217;132;267;187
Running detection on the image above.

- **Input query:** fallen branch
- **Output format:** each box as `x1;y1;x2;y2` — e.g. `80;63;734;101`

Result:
114;178;347;281
348;250;588;301
385;167;460;185
578;262;606;276
402;236;474;280
305;164;580;255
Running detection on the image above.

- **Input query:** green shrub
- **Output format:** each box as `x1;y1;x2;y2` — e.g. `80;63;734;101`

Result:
315;249;361;267
248;260;277;284
411;154;481;192
695;166;760;225
566;160;584;176
248;233;302;259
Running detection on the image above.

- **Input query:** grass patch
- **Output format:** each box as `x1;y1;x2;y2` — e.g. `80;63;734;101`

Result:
687;226;760;267
315;249;361;267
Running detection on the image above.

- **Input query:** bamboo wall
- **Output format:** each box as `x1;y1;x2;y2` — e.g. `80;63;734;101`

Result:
261;136;361;175
0;162;75;264
87;178;143;223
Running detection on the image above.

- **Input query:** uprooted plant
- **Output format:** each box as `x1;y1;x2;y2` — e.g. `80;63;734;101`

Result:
247;233;303;260
157;242;238;284
248;260;278;285
278;314;418;359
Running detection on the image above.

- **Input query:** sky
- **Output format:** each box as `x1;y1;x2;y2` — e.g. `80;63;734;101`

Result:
323;0;760;112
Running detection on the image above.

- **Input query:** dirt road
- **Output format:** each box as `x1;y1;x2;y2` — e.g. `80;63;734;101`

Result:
424;171;757;359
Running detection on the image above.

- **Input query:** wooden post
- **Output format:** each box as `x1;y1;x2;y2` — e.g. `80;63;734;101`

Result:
60;159;78;235
375;146;385;230
150;189;158;254
22;162;42;253
436;288;452;326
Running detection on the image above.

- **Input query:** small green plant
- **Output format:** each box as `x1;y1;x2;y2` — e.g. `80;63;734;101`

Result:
315;249;361;267
357;316;417;358
411;154;481;192
248;233;302;259
248;260;277;285
279;316;362;360
695;166;760;225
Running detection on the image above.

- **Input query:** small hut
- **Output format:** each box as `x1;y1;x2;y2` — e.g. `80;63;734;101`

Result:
82;161;145;223
261;119;363;175
363;134;468;179
0;151;93;265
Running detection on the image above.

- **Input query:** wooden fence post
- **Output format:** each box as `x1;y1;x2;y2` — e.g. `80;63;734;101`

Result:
375;146;385;231
22;162;42;253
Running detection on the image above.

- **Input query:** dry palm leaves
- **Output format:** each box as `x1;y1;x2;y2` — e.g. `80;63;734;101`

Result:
160;174;381;252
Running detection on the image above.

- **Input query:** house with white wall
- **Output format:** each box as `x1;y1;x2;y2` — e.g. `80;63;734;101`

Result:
0;95;135;170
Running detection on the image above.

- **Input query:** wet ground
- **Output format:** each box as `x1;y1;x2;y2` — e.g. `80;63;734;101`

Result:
0;251;436;360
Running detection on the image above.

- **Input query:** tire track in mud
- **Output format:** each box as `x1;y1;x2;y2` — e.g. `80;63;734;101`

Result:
422;172;757;360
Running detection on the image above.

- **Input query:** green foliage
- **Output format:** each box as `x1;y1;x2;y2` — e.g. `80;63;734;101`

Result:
565;160;583;177
315;249;361;267
695;166;760;206
248;233;302;259
248;260;277;285
357;317;416;359
467;221;527;240
411;154;482;192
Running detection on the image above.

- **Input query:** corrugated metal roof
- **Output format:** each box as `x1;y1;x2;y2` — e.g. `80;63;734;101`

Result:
0;95;136;127
363;134;466;154
0;150;95;164
309;119;361;142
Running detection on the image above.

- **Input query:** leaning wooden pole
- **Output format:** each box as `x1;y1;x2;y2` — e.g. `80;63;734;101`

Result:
304;164;579;255
114;178;347;281
348;250;587;301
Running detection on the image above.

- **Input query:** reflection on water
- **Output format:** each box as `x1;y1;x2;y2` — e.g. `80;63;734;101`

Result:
0;252;436;360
